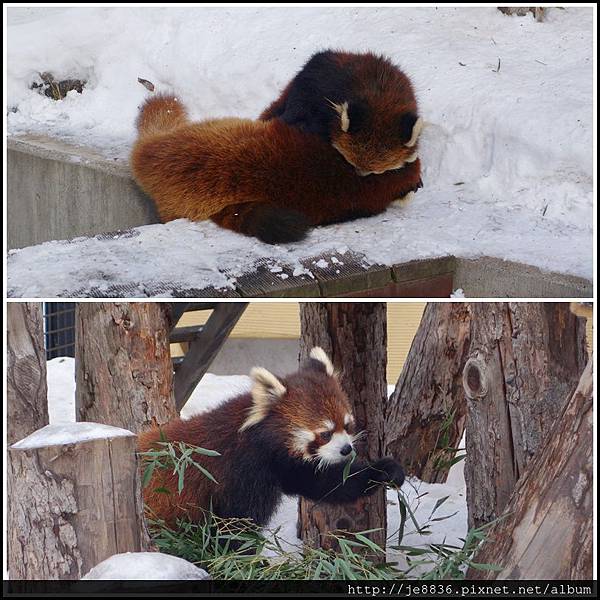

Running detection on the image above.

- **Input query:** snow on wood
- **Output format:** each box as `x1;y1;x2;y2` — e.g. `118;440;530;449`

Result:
83;552;210;580
11;422;134;450
8;424;147;579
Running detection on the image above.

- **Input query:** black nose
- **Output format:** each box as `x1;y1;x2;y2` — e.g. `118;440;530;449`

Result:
340;444;353;456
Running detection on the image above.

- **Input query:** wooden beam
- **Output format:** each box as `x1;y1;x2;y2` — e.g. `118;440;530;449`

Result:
170;325;205;344
173;303;248;410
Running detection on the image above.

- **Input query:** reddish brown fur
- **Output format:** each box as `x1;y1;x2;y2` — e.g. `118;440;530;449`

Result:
130;95;421;237
138;366;353;526
329;53;419;175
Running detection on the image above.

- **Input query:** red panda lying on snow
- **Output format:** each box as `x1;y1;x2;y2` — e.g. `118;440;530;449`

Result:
130;50;422;244
138;347;404;528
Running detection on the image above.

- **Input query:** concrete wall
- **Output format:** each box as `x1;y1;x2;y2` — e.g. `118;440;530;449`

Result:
202;338;300;377
454;257;593;299
7;134;158;249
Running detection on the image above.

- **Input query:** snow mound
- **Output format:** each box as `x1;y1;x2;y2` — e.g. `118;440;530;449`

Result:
11;422;134;450
181;374;252;420
82;552;210;580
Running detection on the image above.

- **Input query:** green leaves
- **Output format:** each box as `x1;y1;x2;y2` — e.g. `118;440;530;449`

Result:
139;440;221;494
341;449;357;483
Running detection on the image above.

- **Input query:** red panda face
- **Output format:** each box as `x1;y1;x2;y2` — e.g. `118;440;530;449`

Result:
330;101;422;177
239;347;360;466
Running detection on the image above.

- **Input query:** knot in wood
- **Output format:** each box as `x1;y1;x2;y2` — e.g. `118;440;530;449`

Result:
463;357;488;399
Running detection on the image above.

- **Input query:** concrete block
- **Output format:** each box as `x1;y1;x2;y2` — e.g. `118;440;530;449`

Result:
7;134;158;249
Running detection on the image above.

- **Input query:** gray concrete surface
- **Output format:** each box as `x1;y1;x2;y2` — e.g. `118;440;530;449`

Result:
7;134;158;249
203;338;300;376
454;257;593;298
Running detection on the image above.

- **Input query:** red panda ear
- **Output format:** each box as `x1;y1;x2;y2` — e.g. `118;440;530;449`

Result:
306;347;335;377
402;114;423;147
346;100;368;134
239;367;286;431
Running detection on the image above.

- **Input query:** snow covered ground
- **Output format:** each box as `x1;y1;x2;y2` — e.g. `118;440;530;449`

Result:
6;6;594;291
45;357;468;575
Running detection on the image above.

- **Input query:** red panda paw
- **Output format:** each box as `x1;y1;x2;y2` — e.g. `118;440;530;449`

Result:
370;457;405;488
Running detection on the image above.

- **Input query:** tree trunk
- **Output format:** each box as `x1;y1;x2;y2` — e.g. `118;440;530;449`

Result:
75;302;177;433
7;302;48;445
297;303;388;552
463;302;588;529
386;302;470;483
468;357;593;579
8;423;148;579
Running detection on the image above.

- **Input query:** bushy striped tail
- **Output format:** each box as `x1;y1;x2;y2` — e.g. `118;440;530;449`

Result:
136;94;188;137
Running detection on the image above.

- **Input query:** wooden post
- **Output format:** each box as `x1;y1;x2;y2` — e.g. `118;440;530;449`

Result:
75;302;177;432
7;302;48;445
463;302;588;528
468;358;593;579
8;422;148;580
386;302;470;482
297;303;388;551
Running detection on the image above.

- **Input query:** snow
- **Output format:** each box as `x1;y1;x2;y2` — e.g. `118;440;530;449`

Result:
180;373;252;420
82;552;210;580
47;356;76;423
11;421;134;450
45;358;467;573
6;6;593;292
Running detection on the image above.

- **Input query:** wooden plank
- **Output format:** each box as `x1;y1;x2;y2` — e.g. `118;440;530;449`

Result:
169;303;190;328
340;273;454;298
391;256;456;283
304;252;393;297
230;260;320;298
173;303;249;410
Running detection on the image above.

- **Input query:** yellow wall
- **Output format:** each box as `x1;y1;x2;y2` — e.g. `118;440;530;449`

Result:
175;303;592;383
176;302;425;382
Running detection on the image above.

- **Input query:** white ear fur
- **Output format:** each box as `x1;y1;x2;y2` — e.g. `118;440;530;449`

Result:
405;117;423;148
309;346;335;376
239;367;286;431
328;99;350;132
339;102;350;132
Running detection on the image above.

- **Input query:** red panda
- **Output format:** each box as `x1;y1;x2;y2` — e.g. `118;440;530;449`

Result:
138;347;404;528
260;50;423;178
130;51;422;244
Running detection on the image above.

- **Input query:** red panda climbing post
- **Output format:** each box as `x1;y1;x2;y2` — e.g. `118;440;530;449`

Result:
463;302;588;530
297;302;389;553
75;302;177;433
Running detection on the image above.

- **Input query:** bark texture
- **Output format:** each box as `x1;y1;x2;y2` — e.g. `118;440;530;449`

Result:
464;302;588;529
75;302;177;433
297;303;388;551
386;302;470;483
8;430;147;579
7;302;48;445
468;358;593;579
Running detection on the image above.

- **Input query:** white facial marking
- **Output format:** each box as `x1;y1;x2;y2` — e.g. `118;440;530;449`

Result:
293;428;316;459
317;431;354;465
320;419;335;431
344;413;354;426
